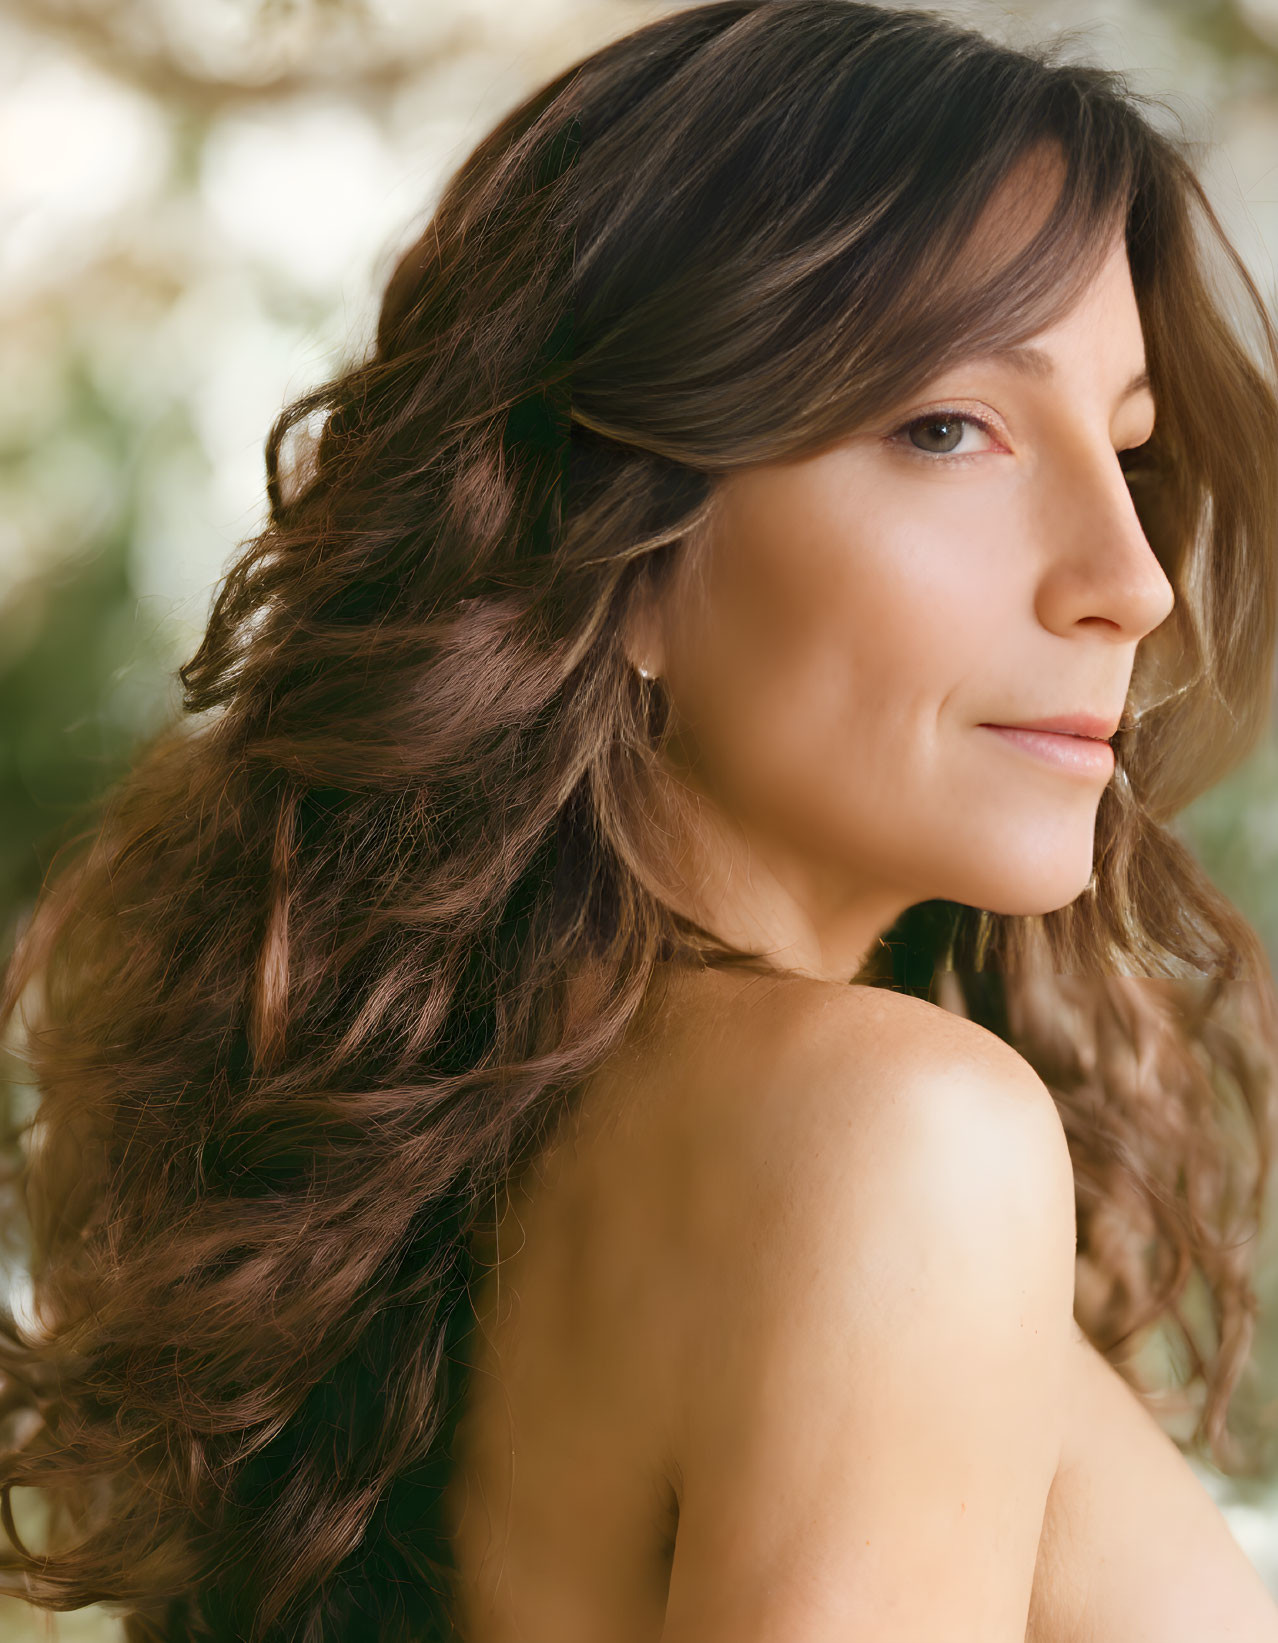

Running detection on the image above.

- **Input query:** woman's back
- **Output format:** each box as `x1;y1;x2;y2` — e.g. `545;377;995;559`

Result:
440;966;705;1642
442;962;778;1639
443;964;1278;1642
448;966;1062;1638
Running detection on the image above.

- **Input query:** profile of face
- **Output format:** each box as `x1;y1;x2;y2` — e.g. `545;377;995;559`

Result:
627;158;1175;982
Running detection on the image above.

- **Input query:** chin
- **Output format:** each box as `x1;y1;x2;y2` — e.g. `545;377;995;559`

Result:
948;849;1098;920
982;879;1096;920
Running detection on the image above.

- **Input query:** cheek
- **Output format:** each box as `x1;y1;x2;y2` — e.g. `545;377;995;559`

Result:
665;480;1015;818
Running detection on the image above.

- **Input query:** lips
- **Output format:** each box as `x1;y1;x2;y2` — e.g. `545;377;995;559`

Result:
979;720;1117;778
981;713;1120;741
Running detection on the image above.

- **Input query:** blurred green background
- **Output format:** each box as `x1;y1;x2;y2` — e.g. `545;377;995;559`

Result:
3;0;1278;1635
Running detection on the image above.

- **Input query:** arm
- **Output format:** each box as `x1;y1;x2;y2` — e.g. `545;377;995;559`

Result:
657;1004;1078;1642
1030;1328;1278;1642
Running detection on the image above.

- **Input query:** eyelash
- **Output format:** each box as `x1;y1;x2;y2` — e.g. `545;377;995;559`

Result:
888;409;999;463
887;408;1157;477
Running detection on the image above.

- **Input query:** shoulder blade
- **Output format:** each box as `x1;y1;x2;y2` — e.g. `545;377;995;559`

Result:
658;985;1077;1643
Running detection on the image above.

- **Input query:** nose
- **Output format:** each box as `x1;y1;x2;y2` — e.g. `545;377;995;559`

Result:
1033;442;1176;643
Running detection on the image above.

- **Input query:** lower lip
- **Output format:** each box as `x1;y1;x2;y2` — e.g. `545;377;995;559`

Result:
980;724;1115;777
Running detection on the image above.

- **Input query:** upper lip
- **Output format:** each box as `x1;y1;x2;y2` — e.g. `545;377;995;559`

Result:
981;713;1121;741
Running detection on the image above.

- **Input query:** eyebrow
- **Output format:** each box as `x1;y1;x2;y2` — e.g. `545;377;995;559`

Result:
973;341;1152;405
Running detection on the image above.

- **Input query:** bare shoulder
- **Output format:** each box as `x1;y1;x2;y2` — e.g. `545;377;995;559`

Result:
645;968;1073;1228
651;971;1079;1641
772;973;1071;1211
651;963;1076;1303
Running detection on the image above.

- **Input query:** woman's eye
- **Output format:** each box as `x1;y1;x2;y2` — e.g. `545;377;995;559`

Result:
890;410;997;459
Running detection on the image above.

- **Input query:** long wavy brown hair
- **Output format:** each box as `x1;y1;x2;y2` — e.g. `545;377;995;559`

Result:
3;1;1278;1637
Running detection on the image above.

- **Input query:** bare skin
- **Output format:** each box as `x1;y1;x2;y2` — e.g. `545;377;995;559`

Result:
620;147;1170;984
442;148;1278;1639
444;965;1278;1640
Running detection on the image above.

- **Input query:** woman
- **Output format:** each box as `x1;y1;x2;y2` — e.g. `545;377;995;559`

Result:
3;0;1278;1637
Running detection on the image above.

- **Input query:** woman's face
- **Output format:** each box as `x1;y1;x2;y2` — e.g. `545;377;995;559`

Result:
634;225;1172;980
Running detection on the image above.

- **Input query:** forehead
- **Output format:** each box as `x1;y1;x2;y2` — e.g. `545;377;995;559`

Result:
933;142;1145;369
949;167;1148;387
954;142;1070;279
951;140;1132;286
1011;236;1148;382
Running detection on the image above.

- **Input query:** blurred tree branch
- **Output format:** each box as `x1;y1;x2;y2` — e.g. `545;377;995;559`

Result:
6;0;1278;119
0;0;483;112
1164;0;1278;80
